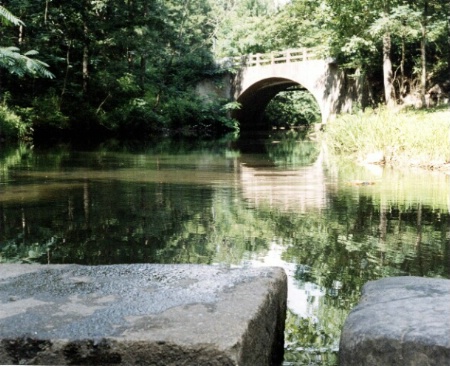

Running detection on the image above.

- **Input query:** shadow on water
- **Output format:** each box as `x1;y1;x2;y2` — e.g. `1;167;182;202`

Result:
1;133;449;365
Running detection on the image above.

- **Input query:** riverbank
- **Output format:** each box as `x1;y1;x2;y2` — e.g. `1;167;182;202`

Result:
322;107;450;174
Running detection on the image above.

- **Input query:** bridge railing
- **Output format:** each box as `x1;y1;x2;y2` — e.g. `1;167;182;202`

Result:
232;48;318;67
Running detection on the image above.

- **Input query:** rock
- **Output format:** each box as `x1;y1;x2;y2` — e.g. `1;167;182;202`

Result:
0;264;287;365
339;276;450;366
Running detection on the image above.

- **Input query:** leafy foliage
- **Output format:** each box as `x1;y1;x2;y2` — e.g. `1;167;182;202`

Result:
0;0;449;140
0;5;23;26
0;47;54;78
0;103;31;141
0;0;235;140
0;5;53;79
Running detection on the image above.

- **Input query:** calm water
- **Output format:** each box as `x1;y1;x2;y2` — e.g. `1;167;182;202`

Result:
1;132;449;365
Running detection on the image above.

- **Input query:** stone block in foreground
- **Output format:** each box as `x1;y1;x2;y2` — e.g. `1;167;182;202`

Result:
340;276;450;366
0;264;287;365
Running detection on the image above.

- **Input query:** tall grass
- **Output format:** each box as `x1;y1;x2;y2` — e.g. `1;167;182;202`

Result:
323;107;450;168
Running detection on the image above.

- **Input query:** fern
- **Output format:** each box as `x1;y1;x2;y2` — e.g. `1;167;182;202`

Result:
0;5;24;26
0;47;54;78
0;6;53;78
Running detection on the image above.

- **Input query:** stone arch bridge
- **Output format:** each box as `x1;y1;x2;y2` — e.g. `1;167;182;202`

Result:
196;48;361;129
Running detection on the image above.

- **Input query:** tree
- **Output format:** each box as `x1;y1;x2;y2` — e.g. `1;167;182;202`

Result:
259;0;332;53
369;4;421;101
208;0;282;56
377;5;420;98
325;0;448;106
0;0;234;138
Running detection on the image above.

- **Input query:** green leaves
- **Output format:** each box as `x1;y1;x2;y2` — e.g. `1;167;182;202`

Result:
0;47;54;78
0;5;53;79
0;5;24;26
265;90;321;128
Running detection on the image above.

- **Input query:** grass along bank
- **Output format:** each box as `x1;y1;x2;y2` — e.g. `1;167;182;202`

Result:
322;107;450;173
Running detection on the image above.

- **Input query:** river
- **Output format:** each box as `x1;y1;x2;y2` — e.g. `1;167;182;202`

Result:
1;131;449;365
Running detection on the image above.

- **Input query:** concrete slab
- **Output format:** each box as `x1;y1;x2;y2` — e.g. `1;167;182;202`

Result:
339;276;450;366
0;264;287;365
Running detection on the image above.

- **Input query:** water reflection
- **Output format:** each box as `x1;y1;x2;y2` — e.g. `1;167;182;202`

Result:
239;152;328;213
1;134;449;365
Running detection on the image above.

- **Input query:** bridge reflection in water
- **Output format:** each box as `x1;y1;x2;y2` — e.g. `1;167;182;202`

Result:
238;150;328;213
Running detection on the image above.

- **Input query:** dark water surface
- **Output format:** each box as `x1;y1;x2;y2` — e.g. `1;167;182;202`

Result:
1;132;449;365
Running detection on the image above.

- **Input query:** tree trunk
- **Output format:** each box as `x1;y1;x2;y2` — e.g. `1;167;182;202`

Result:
82;0;90;96
383;32;395;107
82;40;89;95
61;41;71;99
140;56;146;90
400;37;406;97
127;0;134;70
420;24;427;105
140;2;149;90
447;0;450;77
44;0;49;24
382;0;395;107
420;1;428;107
18;24;24;45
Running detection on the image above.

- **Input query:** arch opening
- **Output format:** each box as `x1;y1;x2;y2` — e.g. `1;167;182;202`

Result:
264;87;321;128
233;77;322;131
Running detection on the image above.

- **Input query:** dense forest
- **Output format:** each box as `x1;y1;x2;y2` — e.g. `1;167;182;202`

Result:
0;0;449;142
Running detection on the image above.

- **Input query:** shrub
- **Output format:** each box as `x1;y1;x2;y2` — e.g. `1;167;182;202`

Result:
28;92;69;130
108;98;167;137
0;102;32;141
162;93;239;135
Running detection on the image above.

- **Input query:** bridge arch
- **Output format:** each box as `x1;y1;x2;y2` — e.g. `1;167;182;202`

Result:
232;77;318;129
230;49;350;129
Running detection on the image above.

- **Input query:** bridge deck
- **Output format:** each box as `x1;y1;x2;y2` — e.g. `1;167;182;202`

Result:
233;48;320;67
